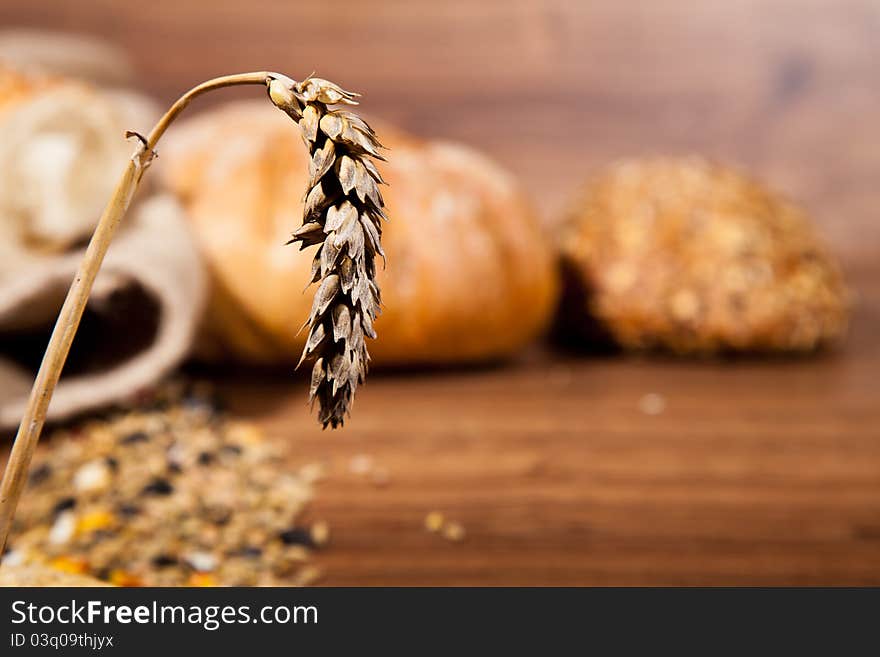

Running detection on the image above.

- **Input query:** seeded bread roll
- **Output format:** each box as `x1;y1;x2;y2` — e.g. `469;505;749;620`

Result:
558;157;850;354
160;101;559;365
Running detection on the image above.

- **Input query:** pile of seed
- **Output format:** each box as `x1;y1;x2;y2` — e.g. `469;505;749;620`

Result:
4;384;325;586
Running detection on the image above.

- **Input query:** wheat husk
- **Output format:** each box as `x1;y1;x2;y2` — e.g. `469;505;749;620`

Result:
268;75;386;428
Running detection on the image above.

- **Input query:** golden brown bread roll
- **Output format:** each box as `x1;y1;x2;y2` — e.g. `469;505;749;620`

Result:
558;157;850;354
160;101;559;365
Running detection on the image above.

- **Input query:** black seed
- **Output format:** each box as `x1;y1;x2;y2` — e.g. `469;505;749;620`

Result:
120;431;149;445
105;457;119;471
211;395;228;412
167;462;183;474
53;497;76;514
146;397;170;412
197;451;215;465
29;464;52;486
279;527;314;546
142;478;174;496
221;444;242;456
152;554;178;568
117;504;141;517
240;546;263;558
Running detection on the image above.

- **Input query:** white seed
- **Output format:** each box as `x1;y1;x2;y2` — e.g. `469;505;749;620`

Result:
48;511;76;545
73;459;111;493
185;551;218;572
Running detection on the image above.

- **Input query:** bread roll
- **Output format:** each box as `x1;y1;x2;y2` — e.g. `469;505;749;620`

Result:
160;101;559;365
558;157;850;354
0;66;156;262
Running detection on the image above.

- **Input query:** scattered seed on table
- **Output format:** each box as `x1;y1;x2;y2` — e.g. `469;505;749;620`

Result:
424;512;445;533
310;521;330;547
4;382;323;587
442;522;466;542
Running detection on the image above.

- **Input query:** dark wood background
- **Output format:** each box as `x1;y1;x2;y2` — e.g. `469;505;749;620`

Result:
1;0;878;585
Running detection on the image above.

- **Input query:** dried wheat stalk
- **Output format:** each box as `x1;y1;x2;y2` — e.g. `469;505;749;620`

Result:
267;74;387;429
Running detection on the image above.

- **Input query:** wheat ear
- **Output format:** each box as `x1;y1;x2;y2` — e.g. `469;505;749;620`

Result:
267;75;387;429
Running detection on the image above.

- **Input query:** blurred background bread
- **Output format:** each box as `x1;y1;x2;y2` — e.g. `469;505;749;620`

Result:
0;65;155;257
558;157;850;354
160;101;559;366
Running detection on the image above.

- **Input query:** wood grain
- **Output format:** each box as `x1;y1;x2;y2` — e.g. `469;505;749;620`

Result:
215;264;879;585
1;0;878;584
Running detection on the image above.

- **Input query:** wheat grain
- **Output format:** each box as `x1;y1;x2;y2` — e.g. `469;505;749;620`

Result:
268;74;387;429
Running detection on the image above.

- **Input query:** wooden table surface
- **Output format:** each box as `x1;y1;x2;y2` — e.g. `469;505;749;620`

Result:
2;0;879;585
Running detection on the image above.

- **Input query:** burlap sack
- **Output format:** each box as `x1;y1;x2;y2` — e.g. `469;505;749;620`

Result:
0;67;207;429
0;195;207;428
